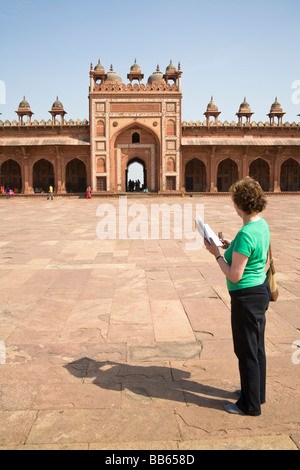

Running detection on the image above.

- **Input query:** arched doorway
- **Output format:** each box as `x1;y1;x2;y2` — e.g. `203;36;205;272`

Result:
185;158;206;192
217;158;238;192
126;158;146;192
66;158;87;193
33;159;54;193
0;159;22;192
114;124;159;192
280;158;300;191
249;158;270;191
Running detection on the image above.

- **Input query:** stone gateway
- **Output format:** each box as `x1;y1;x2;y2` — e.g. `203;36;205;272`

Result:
0;60;300;195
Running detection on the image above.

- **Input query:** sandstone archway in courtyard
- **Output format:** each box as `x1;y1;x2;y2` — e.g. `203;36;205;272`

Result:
185;158;206;192
0;159;22;192
249;158;270;192
217;158;238;192
113;124;160;192
280;158;300;192
66;158;87;193
33;159;54;193
126;158;146;192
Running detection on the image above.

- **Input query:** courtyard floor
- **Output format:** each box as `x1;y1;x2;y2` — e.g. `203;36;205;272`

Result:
0;195;299;450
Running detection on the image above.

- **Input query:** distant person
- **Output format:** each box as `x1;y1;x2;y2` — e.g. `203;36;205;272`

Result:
128;179;134;192
47;185;54;200
86;186;92;199
204;177;271;416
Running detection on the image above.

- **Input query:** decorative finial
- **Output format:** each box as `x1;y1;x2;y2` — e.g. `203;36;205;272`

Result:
110;64;113;71
178;62;181;71
156;64;160;72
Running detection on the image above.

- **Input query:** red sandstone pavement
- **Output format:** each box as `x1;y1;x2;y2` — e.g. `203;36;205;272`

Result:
0;195;299;450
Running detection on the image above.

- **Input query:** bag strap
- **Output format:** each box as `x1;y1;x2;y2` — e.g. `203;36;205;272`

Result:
268;243;276;274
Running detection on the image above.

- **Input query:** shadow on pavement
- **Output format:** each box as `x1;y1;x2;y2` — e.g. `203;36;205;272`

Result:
65;357;236;409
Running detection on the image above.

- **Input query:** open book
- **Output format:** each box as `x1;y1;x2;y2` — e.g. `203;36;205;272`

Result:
195;216;223;247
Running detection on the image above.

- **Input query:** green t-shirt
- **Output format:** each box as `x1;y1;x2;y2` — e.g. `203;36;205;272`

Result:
224;217;270;291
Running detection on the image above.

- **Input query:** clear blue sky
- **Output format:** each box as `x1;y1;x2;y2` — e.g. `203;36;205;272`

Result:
0;0;299;123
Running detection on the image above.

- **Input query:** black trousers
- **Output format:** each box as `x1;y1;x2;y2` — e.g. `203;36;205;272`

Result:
230;278;271;416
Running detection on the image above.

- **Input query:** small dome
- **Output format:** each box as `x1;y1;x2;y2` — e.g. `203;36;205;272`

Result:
52;97;63;108
19;96;30;108
207;96;218;110
239;97;251;110
94;59;105;71
106;65;122;82
270;97;282;111
130;59;141;72
166;60;176;72
148;65;164;84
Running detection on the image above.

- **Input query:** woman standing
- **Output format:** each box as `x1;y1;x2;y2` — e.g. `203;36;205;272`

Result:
204;177;271;416
86;186;92;199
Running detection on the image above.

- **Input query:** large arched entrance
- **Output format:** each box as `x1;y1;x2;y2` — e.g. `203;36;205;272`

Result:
114;124;159;192
0;159;22;192
126;158;146;192
217;158;238;192
280;158;300;191
33;159;54;193
249;158;270;191
66;158;87;193
185;158;206;192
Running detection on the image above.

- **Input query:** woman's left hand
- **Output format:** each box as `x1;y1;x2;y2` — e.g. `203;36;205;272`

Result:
204;237;220;258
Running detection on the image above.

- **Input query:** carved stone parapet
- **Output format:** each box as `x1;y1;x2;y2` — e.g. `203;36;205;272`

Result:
93;82;179;93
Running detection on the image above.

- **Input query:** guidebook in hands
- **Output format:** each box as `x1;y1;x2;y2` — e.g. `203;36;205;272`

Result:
195;216;223;247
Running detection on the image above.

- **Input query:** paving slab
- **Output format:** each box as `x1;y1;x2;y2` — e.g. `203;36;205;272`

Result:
0;196;299;450
25;409;181;446
178;435;298;450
